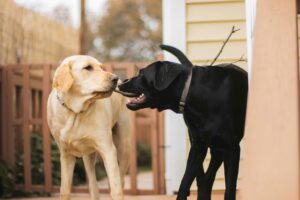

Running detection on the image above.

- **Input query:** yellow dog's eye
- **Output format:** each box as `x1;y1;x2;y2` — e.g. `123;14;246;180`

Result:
83;65;93;71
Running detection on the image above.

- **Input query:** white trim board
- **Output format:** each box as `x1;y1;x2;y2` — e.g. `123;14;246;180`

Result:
245;0;257;81
162;0;187;195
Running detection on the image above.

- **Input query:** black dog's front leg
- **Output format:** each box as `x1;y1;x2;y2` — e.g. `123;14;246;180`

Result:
197;149;223;200
176;141;208;200
224;145;240;200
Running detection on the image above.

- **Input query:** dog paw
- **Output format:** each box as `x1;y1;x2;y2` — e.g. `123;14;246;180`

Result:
60;193;71;200
176;194;188;200
111;192;123;200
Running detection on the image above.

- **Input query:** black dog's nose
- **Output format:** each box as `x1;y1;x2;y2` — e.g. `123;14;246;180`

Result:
109;74;119;83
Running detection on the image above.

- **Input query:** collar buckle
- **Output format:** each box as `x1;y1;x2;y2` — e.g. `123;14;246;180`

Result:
178;101;185;113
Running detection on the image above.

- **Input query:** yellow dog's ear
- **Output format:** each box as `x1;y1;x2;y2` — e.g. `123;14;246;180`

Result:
52;62;74;92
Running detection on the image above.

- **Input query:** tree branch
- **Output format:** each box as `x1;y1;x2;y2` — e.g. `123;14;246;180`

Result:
223;55;247;67
209;26;240;66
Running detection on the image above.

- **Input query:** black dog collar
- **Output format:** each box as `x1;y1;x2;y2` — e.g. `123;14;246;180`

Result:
178;68;193;113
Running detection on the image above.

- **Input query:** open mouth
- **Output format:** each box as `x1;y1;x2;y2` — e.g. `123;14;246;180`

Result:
114;89;147;107
127;93;146;105
114;88;138;97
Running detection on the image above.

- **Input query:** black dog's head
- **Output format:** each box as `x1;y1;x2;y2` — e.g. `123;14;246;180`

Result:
116;45;193;112
117;61;188;111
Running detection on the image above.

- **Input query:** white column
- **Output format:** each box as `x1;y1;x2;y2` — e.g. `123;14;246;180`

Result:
245;0;257;81
241;0;300;199
245;0;257;80
162;0;187;195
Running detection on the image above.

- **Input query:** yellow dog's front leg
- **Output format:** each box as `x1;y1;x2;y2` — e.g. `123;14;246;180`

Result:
60;150;76;200
97;134;123;200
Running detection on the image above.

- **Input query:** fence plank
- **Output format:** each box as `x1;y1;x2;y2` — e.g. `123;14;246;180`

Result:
42;65;52;192
6;68;14;164
127;65;137;194
1;68;8;161
157;112;165;194
151;111;159;193
23;64;32;191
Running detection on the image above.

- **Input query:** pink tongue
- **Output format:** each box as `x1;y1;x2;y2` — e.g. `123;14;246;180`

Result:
130;95;146;104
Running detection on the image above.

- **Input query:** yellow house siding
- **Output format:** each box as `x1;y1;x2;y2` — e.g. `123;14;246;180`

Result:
185;0;247;191
188;41;246;61
187;2;245;22
186;0;247;70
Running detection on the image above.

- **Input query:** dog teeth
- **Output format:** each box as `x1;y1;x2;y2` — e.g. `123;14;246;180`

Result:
127;93;145;104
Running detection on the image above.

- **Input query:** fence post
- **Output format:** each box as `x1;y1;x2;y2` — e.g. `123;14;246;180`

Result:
128;64;137;194
1;68;8;161
6;67;14;165
157;112;165;194
42;64;52;192
23;64;32;191
151;111;159;194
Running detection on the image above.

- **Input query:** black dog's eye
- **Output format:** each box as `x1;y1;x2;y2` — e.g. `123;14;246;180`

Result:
83;65;93;71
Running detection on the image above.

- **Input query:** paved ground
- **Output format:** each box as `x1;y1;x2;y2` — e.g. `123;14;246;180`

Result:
9;194;197;200
98;171;153;190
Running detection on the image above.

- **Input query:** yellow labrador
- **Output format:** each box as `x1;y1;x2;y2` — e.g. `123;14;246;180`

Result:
47;55;131;200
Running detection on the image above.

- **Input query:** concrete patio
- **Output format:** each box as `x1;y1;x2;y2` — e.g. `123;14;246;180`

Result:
9;194;196;200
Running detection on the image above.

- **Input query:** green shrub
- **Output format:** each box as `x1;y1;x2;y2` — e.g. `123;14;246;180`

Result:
0;159;15;197
14;132;108;190
15;131;44;185
137;143;152;168
51;137;61;186
51;139;106;185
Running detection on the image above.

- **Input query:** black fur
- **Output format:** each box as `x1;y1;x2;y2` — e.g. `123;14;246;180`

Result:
117;45;248;200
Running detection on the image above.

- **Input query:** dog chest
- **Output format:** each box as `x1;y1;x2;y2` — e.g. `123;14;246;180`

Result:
60;136;96;157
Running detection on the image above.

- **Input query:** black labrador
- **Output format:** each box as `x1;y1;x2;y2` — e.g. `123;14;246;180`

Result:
116;45;248;200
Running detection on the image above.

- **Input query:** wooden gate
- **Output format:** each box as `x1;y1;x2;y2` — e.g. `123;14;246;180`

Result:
0;63;165;195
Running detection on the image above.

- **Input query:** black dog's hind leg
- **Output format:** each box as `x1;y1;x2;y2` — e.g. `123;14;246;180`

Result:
197;149;223;200
176;141;208;200
224;145;240;200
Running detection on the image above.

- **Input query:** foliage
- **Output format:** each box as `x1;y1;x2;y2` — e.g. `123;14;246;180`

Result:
31;132;45;185
51;137;61;186
137;143;152;167
13;131;158;193
51;140;107;185
15;132;107;187
15;131;45;185
0;159;15;197
89;0;162;61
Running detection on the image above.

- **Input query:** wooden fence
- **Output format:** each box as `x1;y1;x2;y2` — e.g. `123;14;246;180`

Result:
0;63;165;195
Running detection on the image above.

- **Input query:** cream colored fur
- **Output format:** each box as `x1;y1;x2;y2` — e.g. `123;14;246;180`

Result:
47;55;131;200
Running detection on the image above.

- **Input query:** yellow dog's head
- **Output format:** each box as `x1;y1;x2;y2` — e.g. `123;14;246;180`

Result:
53;55;118;100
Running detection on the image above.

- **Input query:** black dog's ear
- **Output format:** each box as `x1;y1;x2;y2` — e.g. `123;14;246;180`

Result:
145;61;182;91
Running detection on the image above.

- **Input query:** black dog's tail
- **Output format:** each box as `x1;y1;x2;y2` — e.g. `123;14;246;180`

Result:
160;44;193;68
